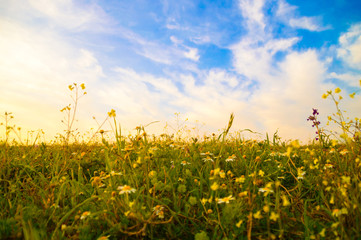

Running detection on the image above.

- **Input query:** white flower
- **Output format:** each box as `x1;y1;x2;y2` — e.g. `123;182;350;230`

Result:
118;185;136;194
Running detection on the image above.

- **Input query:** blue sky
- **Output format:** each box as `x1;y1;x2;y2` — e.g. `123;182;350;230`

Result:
1;0;360;142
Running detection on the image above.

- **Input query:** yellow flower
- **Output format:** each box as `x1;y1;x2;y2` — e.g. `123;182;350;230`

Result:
282;195;290;206
263;205;270;213
68;84;74;91
80;83;86;90
322;93;328;99
349;92;355;98
335;87;341;93
253;210;262;219
258;170;265;177
270;211;279;221
108;109;116;118
236;220;243;228
219;171;226;178
207;209;213;214
211;182;219;191
319;228;326;237
91;177;102;187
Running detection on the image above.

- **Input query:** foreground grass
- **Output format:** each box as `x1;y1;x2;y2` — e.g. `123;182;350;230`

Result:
1;132;360;240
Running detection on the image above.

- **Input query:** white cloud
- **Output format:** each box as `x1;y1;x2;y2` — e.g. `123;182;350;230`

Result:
27;0;111;32
337;23;361;70
289;17;330;32
231;37;299;81
184;47;200;61
329;72;361;87
276;0;330;32
239;0;266;34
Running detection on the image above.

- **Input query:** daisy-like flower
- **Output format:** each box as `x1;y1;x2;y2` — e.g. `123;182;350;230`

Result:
181;160;190;165
80;211;91;220
217;195;235;204
225;154;236;162
202;156;214;162
153;205;165;219
118;185;136;195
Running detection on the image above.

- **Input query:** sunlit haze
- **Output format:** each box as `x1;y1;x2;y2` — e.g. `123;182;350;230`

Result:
1;0;361;143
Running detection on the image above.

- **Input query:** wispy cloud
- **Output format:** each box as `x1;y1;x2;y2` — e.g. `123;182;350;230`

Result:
276;0;330;32
337;23;361;70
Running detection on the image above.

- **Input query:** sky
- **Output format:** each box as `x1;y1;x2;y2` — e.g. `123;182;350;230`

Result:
1;0;361;143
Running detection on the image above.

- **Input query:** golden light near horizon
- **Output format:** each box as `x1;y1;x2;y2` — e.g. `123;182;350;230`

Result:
0;0;361;144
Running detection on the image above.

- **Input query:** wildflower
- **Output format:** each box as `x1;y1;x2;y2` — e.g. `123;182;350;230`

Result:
148;171;156;178
324;163;333;169
297;168;306;179
258;187;273;196
236;175;245;183
203;156;214;162
282;195;290;206
263;205;270;213
270;211;279;221
181;160;190;165
225;154;236;162
258;170;265;177
335;87;341;93
91;177;102;187
236;220;243;228
108;109;116;118
322;93;328;99
80;83;86;90
61;224;67;231
349;92;355;98
153;205;165;219
213;168;220;176
339;149;349;155
110;170;122;176
80;211;91;220
211;182;219;191
319;228;326;237
118;185;136;194
341;176;350;185
219;171;226;178
238;191;248;197
97;236;110;240
207;209;213;214
217;195;235;204
253;210;262;219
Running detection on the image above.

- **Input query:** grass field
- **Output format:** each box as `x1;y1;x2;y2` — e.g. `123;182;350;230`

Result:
1;84;360;240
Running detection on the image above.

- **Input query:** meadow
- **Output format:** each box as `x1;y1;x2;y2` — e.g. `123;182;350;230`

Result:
0;83;360;240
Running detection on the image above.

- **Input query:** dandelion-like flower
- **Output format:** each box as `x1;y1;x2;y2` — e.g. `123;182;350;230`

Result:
217;195;235;204
118;185;136;195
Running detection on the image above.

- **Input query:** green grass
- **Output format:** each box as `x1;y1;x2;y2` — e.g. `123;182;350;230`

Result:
0;84;360;239
1;132;360;239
